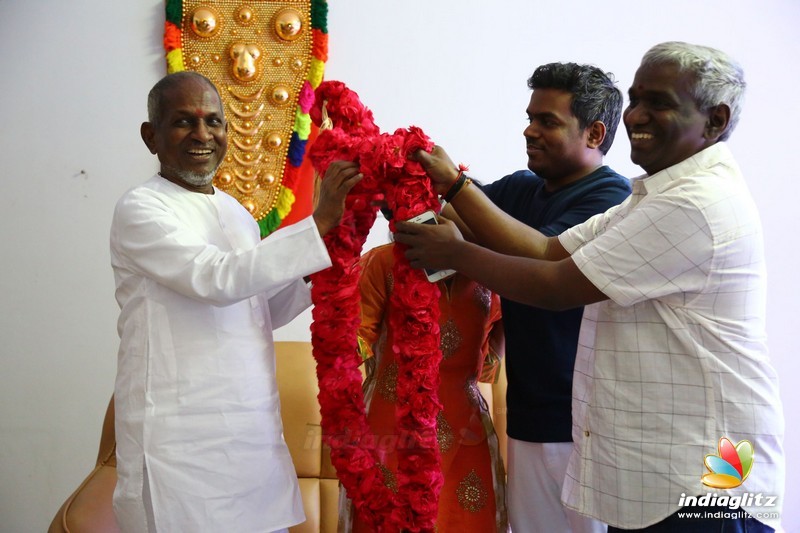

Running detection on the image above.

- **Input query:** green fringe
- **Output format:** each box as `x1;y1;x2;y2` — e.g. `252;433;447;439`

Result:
310;0;328;33
165;0;183;26
258;210;282;238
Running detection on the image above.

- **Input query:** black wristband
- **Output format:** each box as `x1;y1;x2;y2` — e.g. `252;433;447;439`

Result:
443;172;468;203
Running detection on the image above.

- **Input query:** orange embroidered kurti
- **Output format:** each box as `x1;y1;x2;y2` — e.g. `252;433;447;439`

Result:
340;244;508;532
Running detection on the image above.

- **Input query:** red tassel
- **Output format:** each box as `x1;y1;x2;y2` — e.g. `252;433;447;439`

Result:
312;29;328;62
163;21;182;52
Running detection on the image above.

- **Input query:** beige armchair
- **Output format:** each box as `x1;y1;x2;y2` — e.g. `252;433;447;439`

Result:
48;342;508;532
275;341;342;533
48;396;119;533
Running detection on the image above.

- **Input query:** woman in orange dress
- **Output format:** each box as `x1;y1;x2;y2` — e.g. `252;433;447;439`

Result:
339;242;508;532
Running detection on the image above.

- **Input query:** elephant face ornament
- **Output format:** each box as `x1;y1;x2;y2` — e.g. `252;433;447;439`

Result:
230;42;263;82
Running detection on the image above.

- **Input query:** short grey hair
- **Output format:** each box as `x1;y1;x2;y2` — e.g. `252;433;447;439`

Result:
640;41;745;141
146;71;224;126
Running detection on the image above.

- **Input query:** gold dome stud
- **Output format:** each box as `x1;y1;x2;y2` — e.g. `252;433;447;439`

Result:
274;8;303;42
190;7;220;38
266;132;283;149
270;85;290;106
236;6;254;25
216;171;233;186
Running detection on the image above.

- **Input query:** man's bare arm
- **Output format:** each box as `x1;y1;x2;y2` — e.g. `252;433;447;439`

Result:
417;147;562;260
394;218;605;310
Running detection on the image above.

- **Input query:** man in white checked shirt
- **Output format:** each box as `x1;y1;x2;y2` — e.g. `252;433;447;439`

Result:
396;41;785;532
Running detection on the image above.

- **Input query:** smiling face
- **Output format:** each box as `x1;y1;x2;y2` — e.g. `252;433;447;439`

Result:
623;62;714;175
141;77;227;193
523;88;597;189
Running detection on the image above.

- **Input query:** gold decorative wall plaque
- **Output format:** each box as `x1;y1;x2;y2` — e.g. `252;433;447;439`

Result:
164;0;328;236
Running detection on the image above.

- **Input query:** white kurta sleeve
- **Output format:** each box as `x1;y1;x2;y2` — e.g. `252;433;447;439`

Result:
110;184;331;306
266;278;313;329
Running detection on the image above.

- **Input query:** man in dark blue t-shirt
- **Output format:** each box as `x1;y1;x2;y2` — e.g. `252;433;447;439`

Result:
414;63;631;532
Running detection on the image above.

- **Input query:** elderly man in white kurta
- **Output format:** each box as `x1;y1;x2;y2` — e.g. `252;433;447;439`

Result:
110;71;362;533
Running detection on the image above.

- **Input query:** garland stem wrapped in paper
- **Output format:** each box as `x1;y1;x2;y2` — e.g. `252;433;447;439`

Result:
308;81;444;532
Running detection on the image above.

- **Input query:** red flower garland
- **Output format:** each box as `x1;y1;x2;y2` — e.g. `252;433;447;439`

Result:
308;81;444;531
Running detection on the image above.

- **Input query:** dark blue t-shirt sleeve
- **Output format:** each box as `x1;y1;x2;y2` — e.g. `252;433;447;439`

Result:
481;170;630;237
536;183;630;237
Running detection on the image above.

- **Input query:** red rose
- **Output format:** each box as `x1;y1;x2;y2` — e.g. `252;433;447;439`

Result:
403;125;434;154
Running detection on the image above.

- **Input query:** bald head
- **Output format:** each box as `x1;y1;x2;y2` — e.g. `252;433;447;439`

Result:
147;72;224;126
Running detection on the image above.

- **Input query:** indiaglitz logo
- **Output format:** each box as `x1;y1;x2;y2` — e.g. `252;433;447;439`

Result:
702;437;754;489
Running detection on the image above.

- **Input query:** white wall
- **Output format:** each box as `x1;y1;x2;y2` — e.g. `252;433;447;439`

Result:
1;1;798;531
